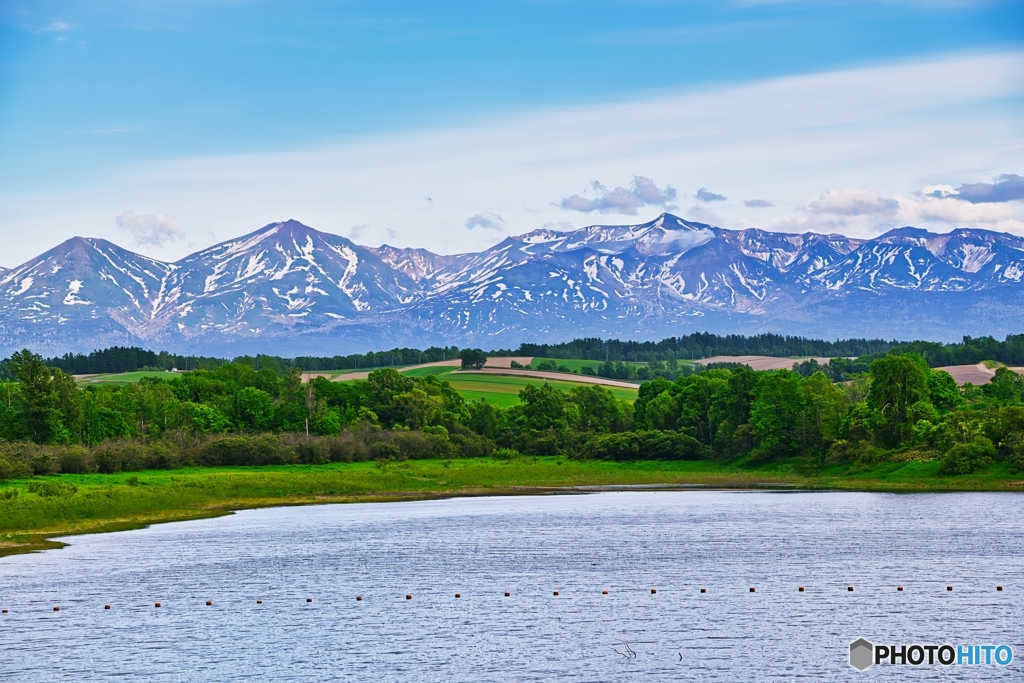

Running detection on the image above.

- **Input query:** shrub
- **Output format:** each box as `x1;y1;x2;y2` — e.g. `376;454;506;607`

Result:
26;479;78;497
1007;442;1024;474
583;431;711;461
57;445;94;474
0;455;31;481
449;431;494;458
938;437;996;475
0;487;19;500
94;440;148;473
492;447;520;461
199;434;296;466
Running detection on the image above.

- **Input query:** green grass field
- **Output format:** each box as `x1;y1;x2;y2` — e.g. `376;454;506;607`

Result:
80;361;660;405
1;456;1018;557
528;358;652;373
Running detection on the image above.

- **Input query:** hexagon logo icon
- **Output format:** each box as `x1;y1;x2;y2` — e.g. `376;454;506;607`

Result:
849;638;874;671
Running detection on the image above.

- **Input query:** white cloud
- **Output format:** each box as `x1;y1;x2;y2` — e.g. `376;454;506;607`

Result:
115;211;185;248
685;205;727;226
560;176;676;215
770;186;1024;237
1;51;1022;263
950;173;1024;203
808;189;901;216
695;187;726;202
900;193;1021;229
465;212;505;231
348;224;368;240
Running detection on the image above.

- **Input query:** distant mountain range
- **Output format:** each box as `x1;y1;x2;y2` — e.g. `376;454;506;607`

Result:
2;213;1023;357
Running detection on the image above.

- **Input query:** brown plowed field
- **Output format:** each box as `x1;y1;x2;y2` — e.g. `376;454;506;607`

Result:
934;364;1024;386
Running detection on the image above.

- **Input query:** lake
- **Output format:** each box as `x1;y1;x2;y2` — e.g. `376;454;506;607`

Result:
1;491;1021;680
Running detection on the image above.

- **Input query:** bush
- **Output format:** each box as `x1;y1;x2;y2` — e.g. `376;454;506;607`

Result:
938;437;996;475
583;431;711;461
449;431;494;458
26;479;78;497
1007;442;1024;474
492;447;520;461
57;445;94;474
0;455;31;481
95;440;144;473
0;487;19;500
199;434;296;466
387;431;454;460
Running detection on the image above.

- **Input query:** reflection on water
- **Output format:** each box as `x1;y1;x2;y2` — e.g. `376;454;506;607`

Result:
1;491;1021;680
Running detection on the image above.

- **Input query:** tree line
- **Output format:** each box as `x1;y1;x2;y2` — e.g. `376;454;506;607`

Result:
7;334;1024;380
2;346;1024;480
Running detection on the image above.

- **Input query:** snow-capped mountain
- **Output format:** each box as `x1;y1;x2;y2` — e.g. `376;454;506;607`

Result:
2;214;1023;356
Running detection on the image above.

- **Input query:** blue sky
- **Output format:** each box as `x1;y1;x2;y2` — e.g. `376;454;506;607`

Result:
0;1;1022;264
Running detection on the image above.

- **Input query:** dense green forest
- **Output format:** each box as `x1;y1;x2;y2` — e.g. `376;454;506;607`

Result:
2;343;1024;482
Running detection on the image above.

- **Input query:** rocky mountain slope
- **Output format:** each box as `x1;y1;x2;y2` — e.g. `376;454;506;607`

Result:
2;214;1022;356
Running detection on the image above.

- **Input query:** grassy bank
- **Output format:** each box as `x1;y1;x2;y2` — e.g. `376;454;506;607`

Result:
1;457;1020;558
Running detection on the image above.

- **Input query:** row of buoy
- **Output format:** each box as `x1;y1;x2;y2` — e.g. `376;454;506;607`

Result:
1;585;1006;613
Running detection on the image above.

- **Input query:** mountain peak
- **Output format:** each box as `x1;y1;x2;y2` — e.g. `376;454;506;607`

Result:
2;215;1023;356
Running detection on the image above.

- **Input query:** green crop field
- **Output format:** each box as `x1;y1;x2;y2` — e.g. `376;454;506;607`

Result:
400;365;459;378
529;358;606;372
348;364;640;404
73;362;641;405
80;371;178;384
447;372;639;403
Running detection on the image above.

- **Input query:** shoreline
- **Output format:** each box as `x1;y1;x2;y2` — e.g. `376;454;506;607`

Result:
2;458;1021;558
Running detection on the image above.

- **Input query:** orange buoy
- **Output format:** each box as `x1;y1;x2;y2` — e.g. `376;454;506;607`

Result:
53;606;60;612
256;599;263;604
504;592;510;597
997;586;1003;591
155;602;161;608
798;586;805;592
356;595;363;601
749;587;755;593
406;594;412;600
898;585;904;591
105;604;111;610
306;598;312;603
206;601;212;606
602;590;608;595
553;591;559;596
651;589;657;594
1;609;7;613
455;593;461;598
947;585;953;591
848;586;854;592
700;588;706;593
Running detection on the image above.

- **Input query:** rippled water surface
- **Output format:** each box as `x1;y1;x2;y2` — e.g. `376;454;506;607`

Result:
1;491;1022;680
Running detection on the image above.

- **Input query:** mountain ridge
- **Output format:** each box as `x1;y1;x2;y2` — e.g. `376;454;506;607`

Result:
2;213;1023;356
